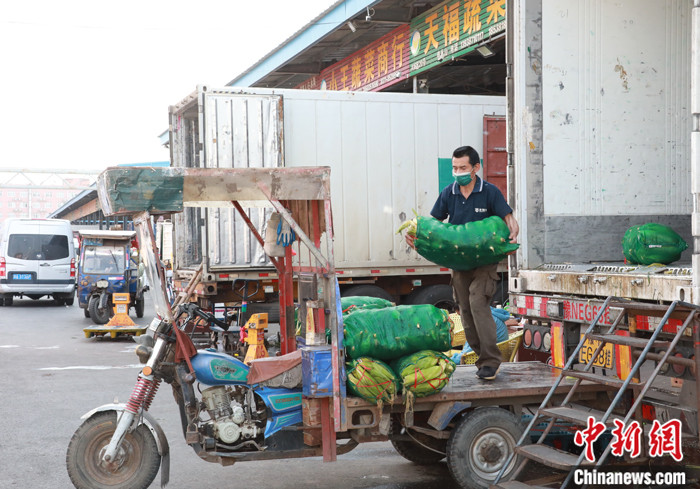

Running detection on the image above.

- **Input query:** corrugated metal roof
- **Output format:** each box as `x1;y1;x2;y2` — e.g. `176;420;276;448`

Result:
228;0;377;87
227;0;506;95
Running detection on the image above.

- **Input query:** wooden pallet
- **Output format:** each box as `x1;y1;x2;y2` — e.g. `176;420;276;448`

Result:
83;324;148;338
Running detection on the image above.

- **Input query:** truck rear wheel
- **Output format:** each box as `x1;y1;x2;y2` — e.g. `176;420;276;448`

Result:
342;284;393;302
446;407;525;489
491;278;508;308
405;284;456;312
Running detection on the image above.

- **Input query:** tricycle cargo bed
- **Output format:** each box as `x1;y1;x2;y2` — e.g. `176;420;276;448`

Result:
344;362;612;412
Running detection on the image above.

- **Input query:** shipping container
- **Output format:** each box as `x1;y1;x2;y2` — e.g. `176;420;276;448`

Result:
169;87;506;308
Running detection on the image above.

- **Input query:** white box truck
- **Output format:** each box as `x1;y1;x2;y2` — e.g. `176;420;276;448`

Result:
504;0;700;432
168;86;506;314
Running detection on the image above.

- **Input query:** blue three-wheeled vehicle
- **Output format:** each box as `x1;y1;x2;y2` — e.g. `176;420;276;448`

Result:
77;230;147;324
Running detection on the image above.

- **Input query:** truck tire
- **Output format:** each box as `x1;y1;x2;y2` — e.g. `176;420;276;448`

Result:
342;284;393;302
240;302;281;325
405;284;457;312
135;298;145;318
491;278;508;308
89;296;112;325
446;407;525;489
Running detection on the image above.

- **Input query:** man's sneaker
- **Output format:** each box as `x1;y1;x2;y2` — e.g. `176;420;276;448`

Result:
476;365;499;380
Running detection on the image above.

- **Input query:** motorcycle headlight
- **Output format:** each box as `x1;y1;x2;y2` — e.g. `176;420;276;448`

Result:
96;279;109;288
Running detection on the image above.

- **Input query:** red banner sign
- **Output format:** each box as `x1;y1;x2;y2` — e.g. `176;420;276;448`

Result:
296;24;410;92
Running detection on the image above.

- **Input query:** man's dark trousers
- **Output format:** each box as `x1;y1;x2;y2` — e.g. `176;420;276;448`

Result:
452;262;501;370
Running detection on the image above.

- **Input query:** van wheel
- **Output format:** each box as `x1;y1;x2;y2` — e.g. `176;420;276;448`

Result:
405;284;457;312
4;296;13;307
89;296;111;324
342;285;394;302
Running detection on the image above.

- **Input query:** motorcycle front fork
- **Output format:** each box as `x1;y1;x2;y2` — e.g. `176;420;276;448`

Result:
101;337;167;463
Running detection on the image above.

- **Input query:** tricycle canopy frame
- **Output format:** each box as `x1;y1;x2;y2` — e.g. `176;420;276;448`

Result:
96;166;346;445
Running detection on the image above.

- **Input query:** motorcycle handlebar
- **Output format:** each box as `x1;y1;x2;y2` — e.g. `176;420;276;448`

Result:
179;302;229;331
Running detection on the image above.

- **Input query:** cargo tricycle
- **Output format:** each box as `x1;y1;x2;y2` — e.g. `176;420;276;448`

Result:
77;230;147;324
66;167;616;489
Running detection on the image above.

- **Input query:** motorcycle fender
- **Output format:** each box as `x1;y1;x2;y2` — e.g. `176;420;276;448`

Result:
99;292;109;310
81;403;170;487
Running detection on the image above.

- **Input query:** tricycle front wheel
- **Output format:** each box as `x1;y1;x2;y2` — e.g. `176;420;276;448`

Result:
89;296;111;324
66;411;160;489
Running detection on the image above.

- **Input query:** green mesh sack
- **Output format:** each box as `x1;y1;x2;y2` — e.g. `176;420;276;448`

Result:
343;304;452;361
622;223;688;265
346;357;400;404
341;296;394;315
411;216;519;271
325;296;395;343
391;350;456;398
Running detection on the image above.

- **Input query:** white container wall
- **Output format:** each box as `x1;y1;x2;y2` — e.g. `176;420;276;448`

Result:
171;86;506;273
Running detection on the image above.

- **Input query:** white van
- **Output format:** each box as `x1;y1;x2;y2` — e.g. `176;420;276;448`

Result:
0;218;76;306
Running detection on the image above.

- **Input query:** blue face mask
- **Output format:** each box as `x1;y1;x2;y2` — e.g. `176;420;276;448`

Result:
453;171;473;186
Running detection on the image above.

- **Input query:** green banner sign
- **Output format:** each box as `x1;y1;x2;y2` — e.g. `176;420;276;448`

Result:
409;0;506;76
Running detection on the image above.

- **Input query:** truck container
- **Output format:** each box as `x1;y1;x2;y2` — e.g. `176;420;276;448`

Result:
504;0;700;458
168;87;506;312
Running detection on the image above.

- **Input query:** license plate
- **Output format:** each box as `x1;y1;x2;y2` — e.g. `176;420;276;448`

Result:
12;273;32;280
578;335;614;369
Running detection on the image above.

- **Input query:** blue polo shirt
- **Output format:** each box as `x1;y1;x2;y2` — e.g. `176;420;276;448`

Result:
430;176;512;225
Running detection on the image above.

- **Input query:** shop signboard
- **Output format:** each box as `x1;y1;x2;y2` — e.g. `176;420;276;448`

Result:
296;24;410;92
409;0;506;76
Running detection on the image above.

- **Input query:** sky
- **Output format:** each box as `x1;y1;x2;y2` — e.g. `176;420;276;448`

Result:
0;0;335;173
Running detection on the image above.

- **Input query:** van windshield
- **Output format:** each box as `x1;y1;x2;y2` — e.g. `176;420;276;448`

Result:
8;234;69;261
81;246;126;274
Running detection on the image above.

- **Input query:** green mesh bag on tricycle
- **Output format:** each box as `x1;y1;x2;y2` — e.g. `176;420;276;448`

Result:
343;304;452;361
391;350;456;398
346;357;400;404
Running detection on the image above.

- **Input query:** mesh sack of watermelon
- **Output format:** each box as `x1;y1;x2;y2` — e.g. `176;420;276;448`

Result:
343;304;452;361
397;215;519;271
622;223;688;265
341;296;394;316
346;357;400;404
391;350;456;398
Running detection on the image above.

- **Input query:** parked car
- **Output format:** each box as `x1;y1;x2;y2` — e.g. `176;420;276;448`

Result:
0;218;77;306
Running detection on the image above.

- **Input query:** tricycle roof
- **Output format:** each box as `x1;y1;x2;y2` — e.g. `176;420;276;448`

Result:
78;230;136;241
96;166;331;216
